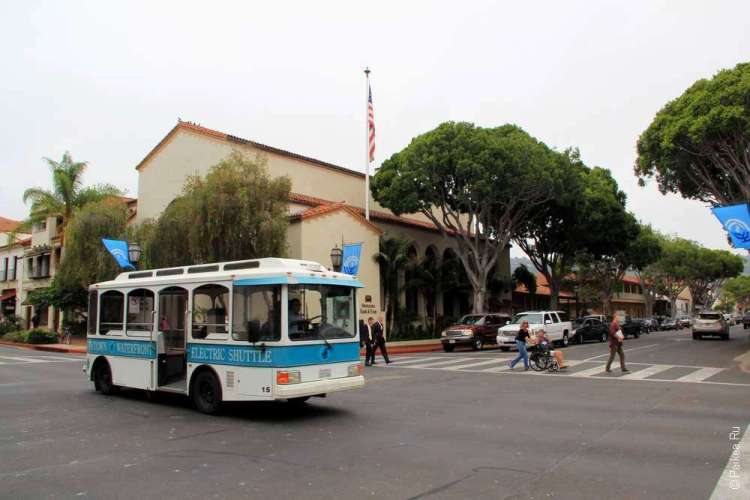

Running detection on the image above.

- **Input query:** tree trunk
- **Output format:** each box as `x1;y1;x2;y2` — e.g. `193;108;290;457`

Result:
472;288;487;314
670;297;677;318
549;280;560;311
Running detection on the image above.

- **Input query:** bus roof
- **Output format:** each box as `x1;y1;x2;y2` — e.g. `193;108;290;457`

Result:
90;258;364;289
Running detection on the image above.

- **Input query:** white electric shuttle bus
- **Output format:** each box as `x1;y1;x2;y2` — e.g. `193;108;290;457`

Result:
84;258;365;414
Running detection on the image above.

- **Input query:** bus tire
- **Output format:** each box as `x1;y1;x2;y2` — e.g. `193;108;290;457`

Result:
93;359;117;395
191;370;223;415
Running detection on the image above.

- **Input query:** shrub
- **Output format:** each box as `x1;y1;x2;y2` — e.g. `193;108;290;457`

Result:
26;329;59;344
2;330;29;343
0;317;22;336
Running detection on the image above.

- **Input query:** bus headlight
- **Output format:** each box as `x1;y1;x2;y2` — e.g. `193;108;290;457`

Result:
348;363;363;377
276;370;301;385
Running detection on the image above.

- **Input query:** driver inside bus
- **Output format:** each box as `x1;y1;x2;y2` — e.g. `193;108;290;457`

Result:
288;298;305;334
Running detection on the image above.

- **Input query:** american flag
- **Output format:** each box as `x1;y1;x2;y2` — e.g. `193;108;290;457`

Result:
368;84;375;163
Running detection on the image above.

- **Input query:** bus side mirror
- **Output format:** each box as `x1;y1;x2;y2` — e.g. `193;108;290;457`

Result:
247;321;261;343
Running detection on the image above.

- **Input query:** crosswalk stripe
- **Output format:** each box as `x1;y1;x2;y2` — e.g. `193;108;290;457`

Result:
0;356;49;363
444;359;509;371
675;367;724;383
480;363;513;373
406;358;485;369
621;364;672;380
570;365;608;377
388;356;444;365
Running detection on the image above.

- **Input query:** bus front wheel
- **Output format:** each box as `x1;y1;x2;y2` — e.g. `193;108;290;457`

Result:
192;370;223;415
93;360;117;395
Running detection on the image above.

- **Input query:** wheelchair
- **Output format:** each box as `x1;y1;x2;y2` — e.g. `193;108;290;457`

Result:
529;343;560;372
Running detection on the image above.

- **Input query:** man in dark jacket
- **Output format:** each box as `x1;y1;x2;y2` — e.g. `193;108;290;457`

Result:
369;316;390;364
359;319;374;366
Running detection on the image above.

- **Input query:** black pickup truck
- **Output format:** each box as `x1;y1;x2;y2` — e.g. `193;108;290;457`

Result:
619;316;642;339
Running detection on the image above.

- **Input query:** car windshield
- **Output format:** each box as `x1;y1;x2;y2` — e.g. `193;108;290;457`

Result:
458;315;485;325
512;313;543;325
699;313;721;320
287;284;356;341
573;319;585;327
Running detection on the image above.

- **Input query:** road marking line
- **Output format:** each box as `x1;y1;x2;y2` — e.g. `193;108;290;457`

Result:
444;359;510;371
405;358;486;369
0;356;49;363
581;344;660;362
710;423;749;499
620;364;672;380
676;367;724;383
26;355;80;362
387;357;444;365
570;365;608;377
480;363;514;373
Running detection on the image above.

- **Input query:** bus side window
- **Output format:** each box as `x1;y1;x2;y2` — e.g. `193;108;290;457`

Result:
192;284;229;339
87;290;98;335
232;285;281;342
100;290;124;335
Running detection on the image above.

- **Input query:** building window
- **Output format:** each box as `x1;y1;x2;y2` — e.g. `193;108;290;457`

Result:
192;284;229;339
9;257;16;281
99;290;124;334
0;258;6;282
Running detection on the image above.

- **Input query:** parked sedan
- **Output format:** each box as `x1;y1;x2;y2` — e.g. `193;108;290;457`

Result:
619;316;641;339
572;317;609;344
692;311;730;340
660;318;679;330
441;313;511;352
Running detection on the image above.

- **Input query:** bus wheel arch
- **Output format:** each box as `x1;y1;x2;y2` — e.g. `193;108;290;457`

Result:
92;357;118;395
189;366;223;415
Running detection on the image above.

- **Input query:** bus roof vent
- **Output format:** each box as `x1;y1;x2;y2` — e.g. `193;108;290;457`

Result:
156;268;184;277
128;271;153;279
223;260;260;271
187;264;220;274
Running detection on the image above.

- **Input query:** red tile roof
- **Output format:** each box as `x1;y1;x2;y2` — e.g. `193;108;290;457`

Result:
290;202;383;235
0;216;21;233
515;272;575;298
136;121;366;180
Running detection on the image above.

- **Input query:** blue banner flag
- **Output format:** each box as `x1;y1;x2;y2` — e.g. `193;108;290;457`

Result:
101;238;135;270
341;243;362;276
711;204;750;249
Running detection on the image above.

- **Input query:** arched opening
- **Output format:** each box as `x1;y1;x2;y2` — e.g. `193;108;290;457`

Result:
404;245;419;316
442;248;471;319
423;246;439;324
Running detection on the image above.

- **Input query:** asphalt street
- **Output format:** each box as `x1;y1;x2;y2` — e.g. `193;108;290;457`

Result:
1;327;749;499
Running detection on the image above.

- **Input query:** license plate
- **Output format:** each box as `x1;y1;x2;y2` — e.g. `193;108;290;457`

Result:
449;339;456;344
319;368;331;378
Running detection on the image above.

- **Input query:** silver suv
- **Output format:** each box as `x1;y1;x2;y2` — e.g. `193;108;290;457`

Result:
692;311;729;340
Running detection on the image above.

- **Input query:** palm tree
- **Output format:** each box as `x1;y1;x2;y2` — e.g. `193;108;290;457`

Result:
405;257;462;336
373;235;413;335
19;152;123;242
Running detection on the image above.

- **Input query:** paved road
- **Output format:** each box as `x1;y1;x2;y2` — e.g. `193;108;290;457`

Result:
1;327;748;499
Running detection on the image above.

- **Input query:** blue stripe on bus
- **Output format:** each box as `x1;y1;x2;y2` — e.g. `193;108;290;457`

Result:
233;276;364;288
88;338;157;359
186;342;360;367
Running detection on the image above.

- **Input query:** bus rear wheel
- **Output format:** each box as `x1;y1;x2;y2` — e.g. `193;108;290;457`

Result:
93;360;117;395
192;371;222;415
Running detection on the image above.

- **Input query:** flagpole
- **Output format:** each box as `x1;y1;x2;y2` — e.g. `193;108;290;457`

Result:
364;67;371;221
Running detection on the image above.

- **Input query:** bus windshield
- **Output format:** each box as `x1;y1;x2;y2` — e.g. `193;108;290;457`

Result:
288;284;356;341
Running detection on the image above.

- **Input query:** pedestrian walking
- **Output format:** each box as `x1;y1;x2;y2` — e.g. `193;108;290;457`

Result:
606;315;630;373
369;316;390;364
510;320;531;371
360;319;374;366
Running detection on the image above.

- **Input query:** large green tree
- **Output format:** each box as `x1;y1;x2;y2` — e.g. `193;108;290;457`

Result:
649;237;695;318
684;247;743;311
629;224;664;316
723;275;750;311
372;122;556;312
635;62;750;205
146;151;291;267
20;152;122;240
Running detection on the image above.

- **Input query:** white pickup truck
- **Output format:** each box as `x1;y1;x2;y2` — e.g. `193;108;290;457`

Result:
496;310;573;350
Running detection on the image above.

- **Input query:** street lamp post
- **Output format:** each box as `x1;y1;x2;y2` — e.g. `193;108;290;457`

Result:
128;242;142;270
330;245;343;273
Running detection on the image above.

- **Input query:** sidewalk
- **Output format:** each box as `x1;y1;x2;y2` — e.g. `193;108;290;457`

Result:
0;337;445;356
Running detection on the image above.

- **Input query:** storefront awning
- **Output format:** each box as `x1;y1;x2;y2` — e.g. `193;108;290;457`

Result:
0;290;16;302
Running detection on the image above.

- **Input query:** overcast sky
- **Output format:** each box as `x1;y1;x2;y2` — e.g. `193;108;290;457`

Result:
2;0;749;257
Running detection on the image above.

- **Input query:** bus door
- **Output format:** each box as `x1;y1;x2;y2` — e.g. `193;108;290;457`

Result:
157;286;188;388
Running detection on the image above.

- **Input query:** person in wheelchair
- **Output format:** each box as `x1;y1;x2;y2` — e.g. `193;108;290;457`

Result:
535;329;567;369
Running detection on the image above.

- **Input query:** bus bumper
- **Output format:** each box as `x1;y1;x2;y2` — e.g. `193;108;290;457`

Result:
275;375;365;399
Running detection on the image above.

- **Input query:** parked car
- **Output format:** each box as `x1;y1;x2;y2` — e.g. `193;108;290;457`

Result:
692;311;730;340
633;317;654;334
677;316;693;328
572;317;609;344
497;310;573;350
743;313;750;330
440;313;512;352
660;318;679;330
619;316;642;339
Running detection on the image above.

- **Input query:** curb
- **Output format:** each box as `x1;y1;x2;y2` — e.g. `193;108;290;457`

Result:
0;340;86;355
